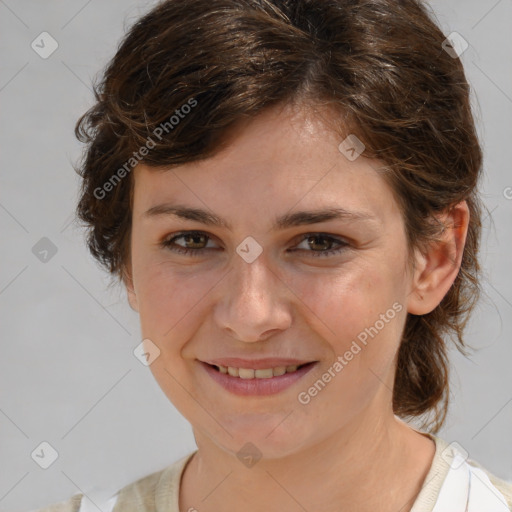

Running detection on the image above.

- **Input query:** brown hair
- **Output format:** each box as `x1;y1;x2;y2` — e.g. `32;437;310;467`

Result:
75;0;482;433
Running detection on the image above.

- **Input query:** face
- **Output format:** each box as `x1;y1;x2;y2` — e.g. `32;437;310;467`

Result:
127;102;417;458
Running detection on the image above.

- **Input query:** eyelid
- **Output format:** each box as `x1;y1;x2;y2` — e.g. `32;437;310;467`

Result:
161;230;351;257
163;230;349;244
290;231;350;245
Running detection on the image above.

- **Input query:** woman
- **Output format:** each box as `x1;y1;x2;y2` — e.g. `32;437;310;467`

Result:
37;0;511;510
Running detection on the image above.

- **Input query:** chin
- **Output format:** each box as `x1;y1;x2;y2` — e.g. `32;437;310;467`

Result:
208;414;310;460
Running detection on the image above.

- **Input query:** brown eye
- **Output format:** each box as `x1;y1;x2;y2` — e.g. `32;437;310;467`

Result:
161;231;217;256
160;231;349;258
292;233;349;257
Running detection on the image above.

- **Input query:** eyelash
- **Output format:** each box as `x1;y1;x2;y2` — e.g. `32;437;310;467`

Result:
160;231;349;258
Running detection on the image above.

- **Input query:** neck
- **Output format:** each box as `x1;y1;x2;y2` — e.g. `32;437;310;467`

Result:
180;409;435;512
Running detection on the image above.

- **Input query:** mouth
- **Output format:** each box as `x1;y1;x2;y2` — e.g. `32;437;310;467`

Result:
199;360;318;396
206;361;315;379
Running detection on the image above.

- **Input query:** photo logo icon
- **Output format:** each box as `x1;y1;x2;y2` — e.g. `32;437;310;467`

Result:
236;236;263;263
134;338;161;366
236;442;262;468
31;32;59;59
338;134;365;161
442;32;469;59
31;441;59;469
32;237;58;263
441;440;469;469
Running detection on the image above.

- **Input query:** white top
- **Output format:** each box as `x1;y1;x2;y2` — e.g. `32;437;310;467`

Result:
78;494;117;512
77;442;510;512
429;452;509;512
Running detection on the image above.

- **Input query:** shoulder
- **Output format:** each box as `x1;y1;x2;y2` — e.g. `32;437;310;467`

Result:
109;451;196;511
32;451;196;512
430;433;512;511
466;457;512;510
410;431;512;511
29;493;83;512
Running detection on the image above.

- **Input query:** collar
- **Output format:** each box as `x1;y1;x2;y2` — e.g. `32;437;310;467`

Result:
432;451;509;512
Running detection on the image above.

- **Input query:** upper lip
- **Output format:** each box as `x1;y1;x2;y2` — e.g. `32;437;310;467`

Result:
201;358;316;369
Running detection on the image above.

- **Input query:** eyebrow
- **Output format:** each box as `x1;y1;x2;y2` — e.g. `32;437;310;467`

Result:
143;203;376;231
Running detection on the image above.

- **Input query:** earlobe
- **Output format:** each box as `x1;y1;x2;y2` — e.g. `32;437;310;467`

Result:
407;201;469;315
127;287;139;312
122;266;139;312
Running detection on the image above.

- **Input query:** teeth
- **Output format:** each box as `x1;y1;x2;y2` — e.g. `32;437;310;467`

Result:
255;368;274;378
227;366;239;377
216;364;302;378
239;368;256;379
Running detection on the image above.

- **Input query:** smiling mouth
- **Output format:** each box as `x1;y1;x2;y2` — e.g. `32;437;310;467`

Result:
206;362;315;379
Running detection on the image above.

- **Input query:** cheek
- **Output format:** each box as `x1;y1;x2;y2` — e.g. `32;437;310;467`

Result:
291;263;401;335
289;260;407;382
131;231;408;362
135;264;213;338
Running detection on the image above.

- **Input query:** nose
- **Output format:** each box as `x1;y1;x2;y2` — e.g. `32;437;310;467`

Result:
213;251;292;342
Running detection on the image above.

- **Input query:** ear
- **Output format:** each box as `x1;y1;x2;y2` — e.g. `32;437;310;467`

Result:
122;264;139;312
407;200;469;315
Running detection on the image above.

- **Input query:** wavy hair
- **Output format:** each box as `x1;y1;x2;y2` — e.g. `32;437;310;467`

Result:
75;0;483;433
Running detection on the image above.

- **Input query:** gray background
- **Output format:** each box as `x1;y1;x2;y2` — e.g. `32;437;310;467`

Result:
0;1;511;510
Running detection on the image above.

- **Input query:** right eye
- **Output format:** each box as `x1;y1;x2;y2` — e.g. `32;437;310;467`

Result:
160;231;219;256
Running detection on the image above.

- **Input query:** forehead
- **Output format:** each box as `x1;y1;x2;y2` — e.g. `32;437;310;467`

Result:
131;104;400;227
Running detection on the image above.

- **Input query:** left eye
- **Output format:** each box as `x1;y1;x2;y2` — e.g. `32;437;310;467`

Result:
292;233;349;257
161;231;349;258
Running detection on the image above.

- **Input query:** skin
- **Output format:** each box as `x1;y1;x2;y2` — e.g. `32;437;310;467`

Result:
125;101;469;512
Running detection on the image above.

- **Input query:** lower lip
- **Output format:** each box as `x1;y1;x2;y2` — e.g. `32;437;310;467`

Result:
199;361;318;396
